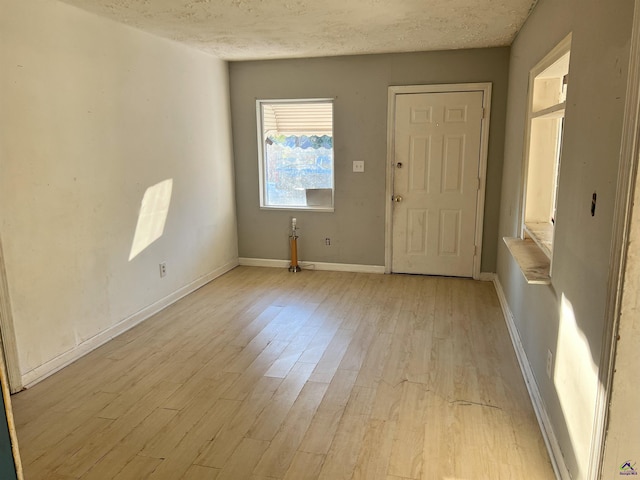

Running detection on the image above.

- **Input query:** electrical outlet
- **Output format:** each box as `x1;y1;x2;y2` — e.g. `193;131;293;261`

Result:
159;262;167;278
546;349;553;379
352;161;365;173
325;237;331;246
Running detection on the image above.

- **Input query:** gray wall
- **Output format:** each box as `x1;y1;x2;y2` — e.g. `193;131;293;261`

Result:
230;48;509;272
496;0;634;477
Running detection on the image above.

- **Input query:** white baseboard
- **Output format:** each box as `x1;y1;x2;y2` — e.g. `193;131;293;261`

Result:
21;260;239;388
238;258;289;269
238;257;385;274
299;261;385;274
492;276;570;480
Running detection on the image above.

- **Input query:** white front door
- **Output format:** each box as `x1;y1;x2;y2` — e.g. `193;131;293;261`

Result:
391;90;484;277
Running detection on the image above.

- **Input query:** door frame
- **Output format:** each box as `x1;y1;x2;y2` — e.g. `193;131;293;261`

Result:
590;0;640;476
0;236;22;393
384;83;492;278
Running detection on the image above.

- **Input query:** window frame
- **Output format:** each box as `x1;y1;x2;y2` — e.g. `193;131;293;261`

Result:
256;98;335;212
520;34;572;273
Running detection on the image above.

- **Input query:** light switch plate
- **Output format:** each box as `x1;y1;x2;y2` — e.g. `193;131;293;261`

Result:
353;161;365;173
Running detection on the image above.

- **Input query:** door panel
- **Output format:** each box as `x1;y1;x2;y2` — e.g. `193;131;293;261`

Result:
407;208;428;254
408;137;430;192
439;209;461;256
391;90;483;276
442;135;464;193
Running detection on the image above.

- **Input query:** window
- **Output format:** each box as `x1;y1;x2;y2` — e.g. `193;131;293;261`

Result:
522;35;571;262
257;99;334;211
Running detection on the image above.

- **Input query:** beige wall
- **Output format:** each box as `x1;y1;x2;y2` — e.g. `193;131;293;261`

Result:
496;0;634;477
602;7;640;466
0;0;238;385
602;166;640;478
229;49;509;272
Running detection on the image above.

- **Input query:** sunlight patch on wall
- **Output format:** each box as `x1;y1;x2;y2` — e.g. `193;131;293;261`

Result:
128;179;173;261
554;293;599;477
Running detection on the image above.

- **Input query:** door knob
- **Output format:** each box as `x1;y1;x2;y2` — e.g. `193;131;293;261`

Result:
392;195;403;203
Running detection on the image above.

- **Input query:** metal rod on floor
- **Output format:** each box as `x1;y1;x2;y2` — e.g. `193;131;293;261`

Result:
289;218;301;272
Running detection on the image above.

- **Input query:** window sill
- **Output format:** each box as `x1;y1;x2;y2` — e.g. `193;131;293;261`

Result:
523;222;553;259
503;237;551;285
260;205;334;213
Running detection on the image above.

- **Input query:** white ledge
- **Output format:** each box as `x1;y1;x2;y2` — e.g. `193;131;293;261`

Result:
532;101;566;119
504;237;551;285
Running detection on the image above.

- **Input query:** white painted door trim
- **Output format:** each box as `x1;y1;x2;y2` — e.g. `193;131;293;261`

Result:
384;83;492;279
0;236;22;393
590;1;640;477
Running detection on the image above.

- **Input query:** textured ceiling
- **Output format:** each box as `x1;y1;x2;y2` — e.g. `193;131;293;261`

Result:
57;0;537;61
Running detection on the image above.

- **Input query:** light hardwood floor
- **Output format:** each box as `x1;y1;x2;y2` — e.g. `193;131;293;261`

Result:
12;266;555;479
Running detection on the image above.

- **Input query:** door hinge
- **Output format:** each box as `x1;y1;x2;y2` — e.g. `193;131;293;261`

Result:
482;107;486;119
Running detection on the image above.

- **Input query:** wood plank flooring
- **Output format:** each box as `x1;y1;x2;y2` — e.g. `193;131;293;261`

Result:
11;266;555;479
